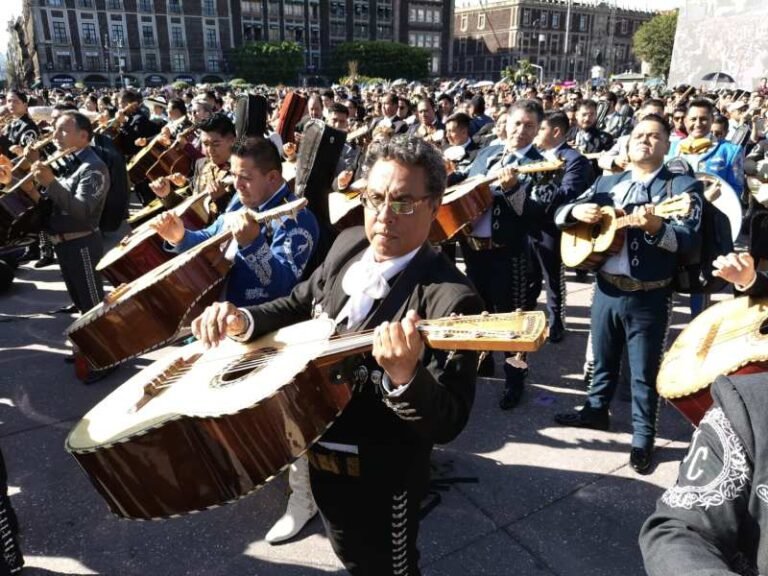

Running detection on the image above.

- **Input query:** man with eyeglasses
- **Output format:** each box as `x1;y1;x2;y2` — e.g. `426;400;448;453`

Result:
190;135;482;575
670;107;688;141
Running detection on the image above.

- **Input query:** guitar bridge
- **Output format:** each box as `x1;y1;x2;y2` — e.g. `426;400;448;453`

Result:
130;353;202;413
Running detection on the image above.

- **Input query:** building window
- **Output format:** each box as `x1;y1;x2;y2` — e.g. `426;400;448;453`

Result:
207;56;219;72
620;19;628;34
111;24;125;45
477;14;485;30
47;0;64;5
107;0;121;9
541;11;548;27
168;0;181;14
330;1;346;18
523;9;531;26
485;57;493;72
142;25;155;47
81;22;98;45
56;53;72;70
171;26;184;48
52;21;68;44
460;15;468;32
85;54;100;70
203;0;215;16
465;59;473;74
171;53;185;72
145;53;158;69
205;28;218;49
77;0;93;8
552;13;560;29
579;14;587;31
139;0;152;12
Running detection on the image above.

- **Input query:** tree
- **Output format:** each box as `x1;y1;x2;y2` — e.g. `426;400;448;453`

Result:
230;41;304;85
331;41;430;82
502;59;536;84
633;11;678;79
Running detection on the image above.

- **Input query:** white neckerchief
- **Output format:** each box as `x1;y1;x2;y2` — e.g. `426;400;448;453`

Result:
336;246;421;330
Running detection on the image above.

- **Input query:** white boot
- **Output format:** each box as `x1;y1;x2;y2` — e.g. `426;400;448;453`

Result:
265;456;318;544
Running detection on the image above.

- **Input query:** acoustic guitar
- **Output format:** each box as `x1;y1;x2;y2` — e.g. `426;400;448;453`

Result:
560;193;692;270
66;309;547;519
68;199;307;370
430;157;566;243
97;188;211;286
658;296;768;426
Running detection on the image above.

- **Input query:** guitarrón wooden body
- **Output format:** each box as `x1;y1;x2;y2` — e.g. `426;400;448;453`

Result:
68;232;233;369
66;319;354;520
66;311;547;519
430;178;493;243
658;296;768;425
97;190;210;286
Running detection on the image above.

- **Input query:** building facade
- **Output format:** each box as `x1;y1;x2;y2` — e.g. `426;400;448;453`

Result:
17;0;238;88
454;0;654;82
14;0;454;89
240;0;453;77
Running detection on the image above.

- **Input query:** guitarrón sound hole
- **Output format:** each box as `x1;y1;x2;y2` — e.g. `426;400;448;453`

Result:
216;346;278;387
590;224;601;239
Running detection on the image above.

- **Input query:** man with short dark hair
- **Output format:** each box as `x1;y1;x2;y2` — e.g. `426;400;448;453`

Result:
554;115;704;473
531;111;593;342
152;136;319;308
449;99;553;409
567;100;614;154
190;135;482;575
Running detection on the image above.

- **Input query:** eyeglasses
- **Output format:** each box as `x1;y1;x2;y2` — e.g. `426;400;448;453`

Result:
360;193;431;215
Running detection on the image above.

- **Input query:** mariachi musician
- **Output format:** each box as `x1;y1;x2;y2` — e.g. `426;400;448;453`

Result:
445;99;556;410
26;111;111;383
406;96;444;144
530;110;594;343
553;114;703;474
149;113;237;217
3;90;40;156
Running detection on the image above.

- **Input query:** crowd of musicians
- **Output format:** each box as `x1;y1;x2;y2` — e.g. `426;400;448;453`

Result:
3;75;768;576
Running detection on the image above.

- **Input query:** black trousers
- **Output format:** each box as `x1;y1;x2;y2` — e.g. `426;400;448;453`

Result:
528;231;566;328
52;232;104;314
309;458;425;576
0;448;23;575
461;242;537;386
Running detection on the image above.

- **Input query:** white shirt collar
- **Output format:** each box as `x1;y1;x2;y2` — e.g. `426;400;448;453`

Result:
631;165;664;186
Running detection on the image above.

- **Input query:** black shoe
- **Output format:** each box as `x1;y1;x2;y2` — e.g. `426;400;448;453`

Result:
499;382;524;410
548;322;565;343
54;303;78;314
554;406;610;430
477;354;495;377
33;255;55;268
630;447;653;474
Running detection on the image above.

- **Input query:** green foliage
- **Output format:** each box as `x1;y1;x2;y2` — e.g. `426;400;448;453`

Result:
172;80;190;91
338;74;388;86
633;11;678;79
229;78;249;86
331;42;431;82
231;41;304;85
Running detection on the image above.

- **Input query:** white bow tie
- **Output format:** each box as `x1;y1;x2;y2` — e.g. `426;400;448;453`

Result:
337;258;391;329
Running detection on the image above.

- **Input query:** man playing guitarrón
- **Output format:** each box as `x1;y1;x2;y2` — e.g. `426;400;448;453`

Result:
191;135;482;575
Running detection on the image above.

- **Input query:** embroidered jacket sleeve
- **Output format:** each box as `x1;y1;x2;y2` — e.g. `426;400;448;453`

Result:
648;176;704;257
554;176;608;229
45;160;110;230
168;216;225;253
640;375;756;576
227;210;318;306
